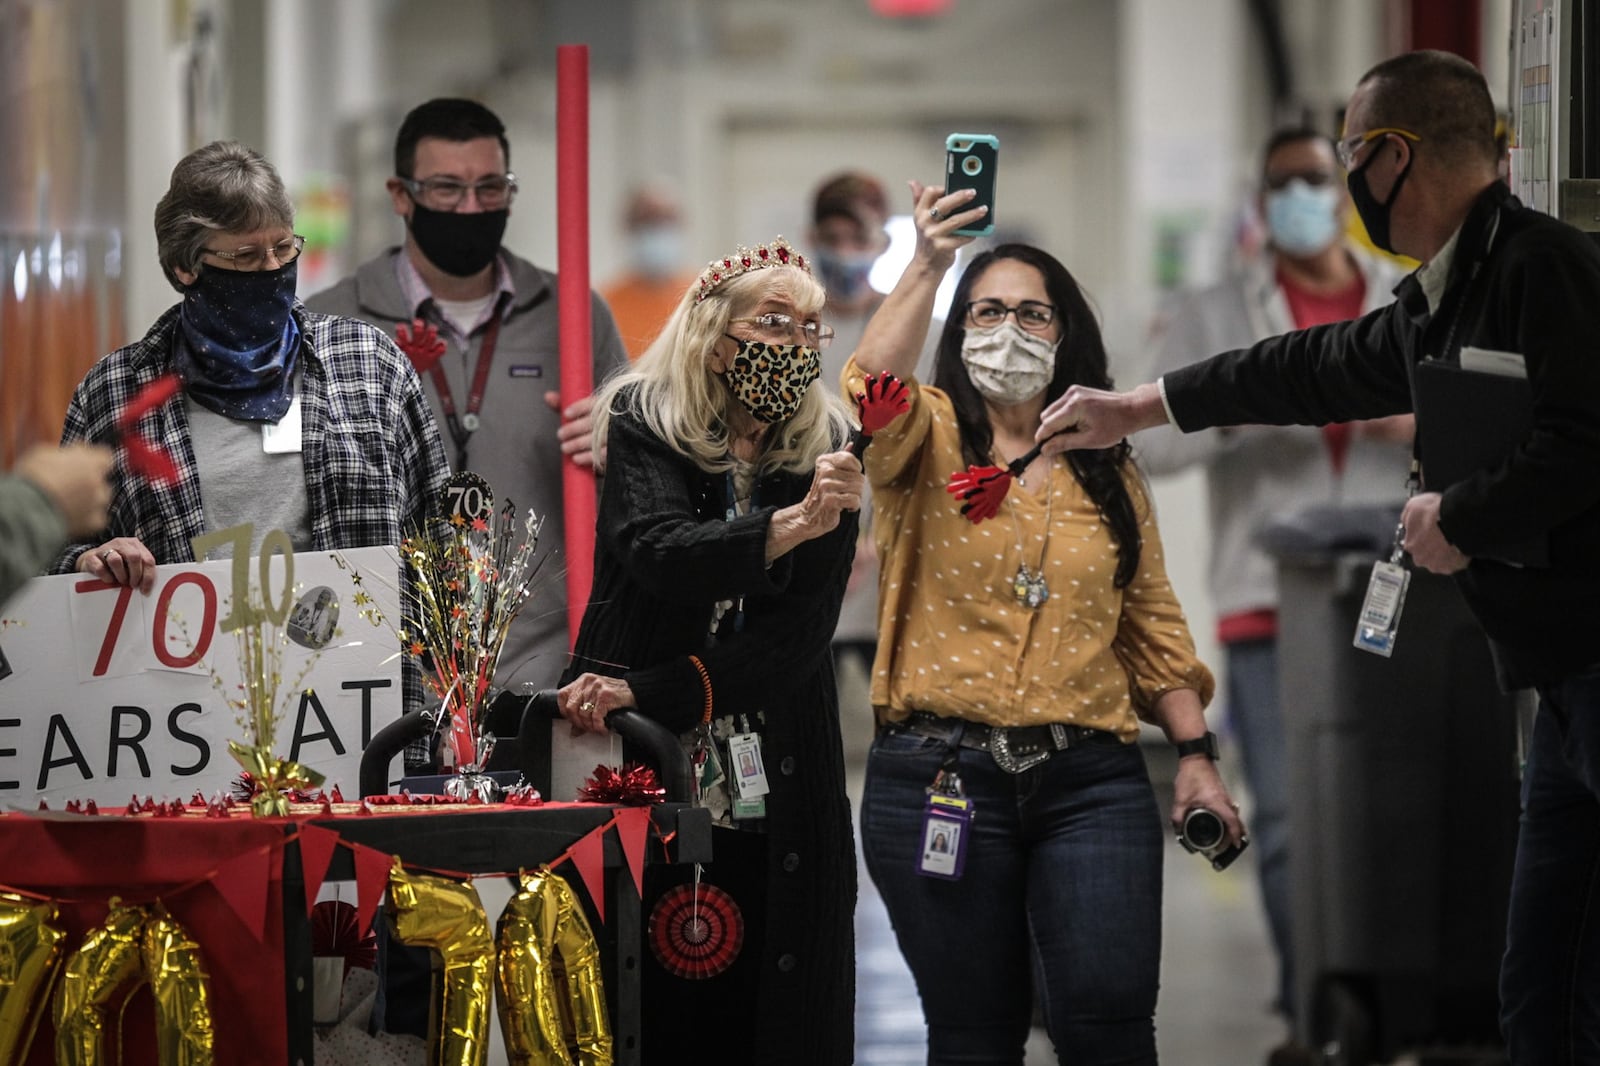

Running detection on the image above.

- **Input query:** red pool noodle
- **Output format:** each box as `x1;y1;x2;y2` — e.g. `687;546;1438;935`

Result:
558;44;595;649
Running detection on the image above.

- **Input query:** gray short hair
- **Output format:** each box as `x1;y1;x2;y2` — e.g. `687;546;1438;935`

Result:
153;140;294;291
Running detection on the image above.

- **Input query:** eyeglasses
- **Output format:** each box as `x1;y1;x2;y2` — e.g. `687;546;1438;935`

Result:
1335;127;1422;171
398;174;519;211
729;313;836;349
966;299;1056;333
201;233;306;271
1263;170;1338;191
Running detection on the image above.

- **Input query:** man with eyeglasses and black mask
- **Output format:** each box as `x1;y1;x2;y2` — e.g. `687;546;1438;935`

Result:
1135;126;1408;1066
1038;51;1600;1063
310;99;628;751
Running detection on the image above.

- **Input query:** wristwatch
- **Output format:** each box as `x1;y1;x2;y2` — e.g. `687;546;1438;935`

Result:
1173;731;1219;760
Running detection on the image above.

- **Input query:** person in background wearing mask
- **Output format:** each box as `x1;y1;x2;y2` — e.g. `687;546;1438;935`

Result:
0;443;112;606
808;171;938;760
601;182;697;360
309;98;628;742
52;140;449;708
1136;126;1408;1066
847;181;1241;1063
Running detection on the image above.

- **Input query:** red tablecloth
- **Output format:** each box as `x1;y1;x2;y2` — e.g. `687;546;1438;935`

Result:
0;801;677;1065
2;815;289;1066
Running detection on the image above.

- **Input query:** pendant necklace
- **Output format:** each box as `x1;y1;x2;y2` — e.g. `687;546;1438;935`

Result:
1003;456;1052;609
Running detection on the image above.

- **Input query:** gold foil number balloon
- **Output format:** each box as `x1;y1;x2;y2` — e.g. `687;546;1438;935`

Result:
0;893;66;1066
52;901;215;1066
53;901;147;1066
386;862;495;1066
141;907;215;1066
495;868;612;1066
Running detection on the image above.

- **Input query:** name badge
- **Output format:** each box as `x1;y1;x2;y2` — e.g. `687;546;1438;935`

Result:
728;732;769;798
261;395;304;454
917;792;972;880
1353;560;1410;657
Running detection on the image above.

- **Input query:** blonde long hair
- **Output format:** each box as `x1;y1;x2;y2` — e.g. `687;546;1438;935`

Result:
593;265;852;475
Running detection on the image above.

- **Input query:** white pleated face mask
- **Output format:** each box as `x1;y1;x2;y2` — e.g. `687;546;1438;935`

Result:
959;322;1058;406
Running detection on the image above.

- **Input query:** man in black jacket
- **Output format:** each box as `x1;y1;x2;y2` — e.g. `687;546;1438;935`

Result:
1036;50;1600;1063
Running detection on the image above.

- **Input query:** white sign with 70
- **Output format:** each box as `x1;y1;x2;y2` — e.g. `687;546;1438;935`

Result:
0;544;403;807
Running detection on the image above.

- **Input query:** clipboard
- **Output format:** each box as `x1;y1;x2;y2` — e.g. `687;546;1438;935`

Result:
1413;357;1549;567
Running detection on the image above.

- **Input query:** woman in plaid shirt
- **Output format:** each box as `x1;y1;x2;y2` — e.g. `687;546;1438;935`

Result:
53;141;449;727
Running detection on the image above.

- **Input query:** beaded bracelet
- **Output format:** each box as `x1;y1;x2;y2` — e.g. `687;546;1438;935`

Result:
687;654;714;726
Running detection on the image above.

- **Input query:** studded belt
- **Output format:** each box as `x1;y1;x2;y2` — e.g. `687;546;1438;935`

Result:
896;710;1123;774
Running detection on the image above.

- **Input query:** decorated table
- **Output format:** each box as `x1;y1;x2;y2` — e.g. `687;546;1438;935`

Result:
0;433;716;1064
0;797;711;1065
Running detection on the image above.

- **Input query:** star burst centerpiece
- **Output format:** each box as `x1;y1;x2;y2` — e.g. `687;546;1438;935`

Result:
400;481;546;799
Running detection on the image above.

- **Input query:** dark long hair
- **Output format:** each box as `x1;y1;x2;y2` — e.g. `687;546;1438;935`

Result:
932;244;1141;588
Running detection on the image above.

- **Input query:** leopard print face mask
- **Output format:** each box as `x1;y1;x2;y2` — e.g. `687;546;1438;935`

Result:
720;339;822;424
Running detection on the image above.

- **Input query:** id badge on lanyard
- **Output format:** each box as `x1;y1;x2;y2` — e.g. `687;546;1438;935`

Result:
917;765;973;880
1353;518;1412;657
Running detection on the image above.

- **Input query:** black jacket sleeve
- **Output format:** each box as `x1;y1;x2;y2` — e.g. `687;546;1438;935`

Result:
1163;303;1414;431
598;411;858;734
600;412;794;603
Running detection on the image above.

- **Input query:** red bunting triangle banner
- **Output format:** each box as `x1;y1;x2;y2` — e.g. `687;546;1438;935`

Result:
615;806;652;901
350;842;395;937
210;842;273;942
296;824;343;915
566;824;607;925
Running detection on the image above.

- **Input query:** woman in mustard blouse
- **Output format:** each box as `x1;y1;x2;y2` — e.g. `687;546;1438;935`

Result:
844;183;1244;1064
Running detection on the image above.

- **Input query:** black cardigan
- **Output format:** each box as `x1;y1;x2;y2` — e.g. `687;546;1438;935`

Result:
1164;181;1600;688
563;404;859;1064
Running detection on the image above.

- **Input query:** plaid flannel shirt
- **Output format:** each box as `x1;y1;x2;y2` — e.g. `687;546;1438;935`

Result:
55;303;451;764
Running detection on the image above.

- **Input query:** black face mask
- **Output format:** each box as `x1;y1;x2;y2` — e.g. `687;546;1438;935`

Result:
1346;146;1412;255
407;203;508;277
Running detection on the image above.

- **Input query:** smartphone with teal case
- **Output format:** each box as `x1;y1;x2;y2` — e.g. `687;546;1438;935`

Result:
945;133;999;237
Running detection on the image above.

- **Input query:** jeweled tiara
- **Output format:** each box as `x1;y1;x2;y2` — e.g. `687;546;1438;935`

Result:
694;236;810;303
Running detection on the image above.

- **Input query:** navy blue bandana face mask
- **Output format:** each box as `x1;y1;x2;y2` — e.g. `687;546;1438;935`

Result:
174;258;302;423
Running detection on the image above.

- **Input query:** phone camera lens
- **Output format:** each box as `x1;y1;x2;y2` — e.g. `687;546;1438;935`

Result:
962;156;983;176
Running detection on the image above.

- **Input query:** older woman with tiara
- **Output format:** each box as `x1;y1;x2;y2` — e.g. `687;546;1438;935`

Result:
558;237;865;1064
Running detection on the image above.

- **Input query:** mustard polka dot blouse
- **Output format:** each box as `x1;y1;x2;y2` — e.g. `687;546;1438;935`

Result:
843;357;1214;739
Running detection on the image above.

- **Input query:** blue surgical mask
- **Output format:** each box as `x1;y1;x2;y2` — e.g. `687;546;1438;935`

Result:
631;224;684;281
1264;179;1343;257
812;247;879;304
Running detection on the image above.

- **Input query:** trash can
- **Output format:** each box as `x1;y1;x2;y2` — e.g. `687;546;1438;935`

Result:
1260;503;1520;1066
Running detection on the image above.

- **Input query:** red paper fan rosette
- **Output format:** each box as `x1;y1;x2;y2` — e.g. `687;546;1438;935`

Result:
647;882;744;979
311;900;378;974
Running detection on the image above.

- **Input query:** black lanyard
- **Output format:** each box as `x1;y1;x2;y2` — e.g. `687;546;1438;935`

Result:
428;293;508;470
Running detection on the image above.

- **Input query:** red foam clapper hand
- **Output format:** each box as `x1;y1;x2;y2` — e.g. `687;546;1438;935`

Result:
848;372;911;459
395;318;446;374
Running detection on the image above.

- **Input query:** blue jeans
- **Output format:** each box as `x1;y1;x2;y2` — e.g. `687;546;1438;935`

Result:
1225;639;1294;1020
861;725;1164;1065
1501;664;1600;1064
